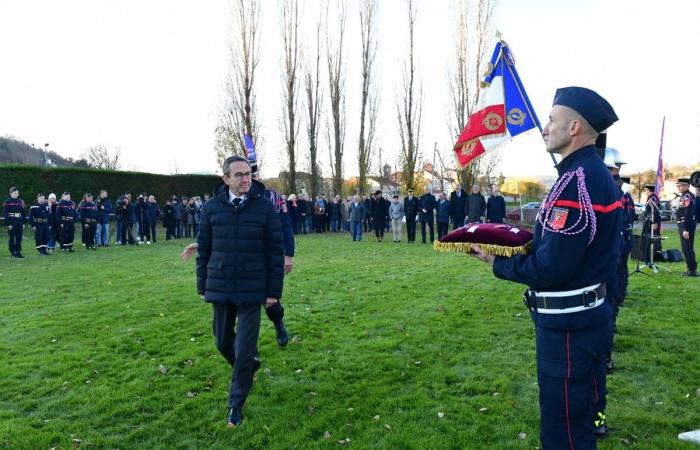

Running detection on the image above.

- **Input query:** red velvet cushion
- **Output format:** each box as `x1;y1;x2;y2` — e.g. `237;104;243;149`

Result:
440;222;533;247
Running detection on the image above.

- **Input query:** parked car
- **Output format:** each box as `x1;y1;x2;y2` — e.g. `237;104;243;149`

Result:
506;202;541;222
634;203;645;216
658;201;673;221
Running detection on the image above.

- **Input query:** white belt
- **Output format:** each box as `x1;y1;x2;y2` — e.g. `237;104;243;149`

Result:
535;298;605;315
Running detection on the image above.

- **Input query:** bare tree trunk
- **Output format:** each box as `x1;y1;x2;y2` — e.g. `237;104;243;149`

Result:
326;0;346;195
281;0;301;193
397;0;422;192
357;0;378;196
305;14;322;199
215;0;261;167
447;0;497;188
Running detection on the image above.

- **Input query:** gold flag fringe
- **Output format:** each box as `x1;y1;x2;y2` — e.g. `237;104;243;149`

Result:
433;240;533;257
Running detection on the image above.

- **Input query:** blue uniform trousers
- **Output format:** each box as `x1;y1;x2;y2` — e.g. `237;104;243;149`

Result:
60;223;75;249
616;251;630;305
212;303;261;411
35;225;50;251
680;226;697;272
8;224;23;255
534;302;612;450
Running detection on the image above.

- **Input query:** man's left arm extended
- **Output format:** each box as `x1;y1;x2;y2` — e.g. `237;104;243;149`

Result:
195;205;212;297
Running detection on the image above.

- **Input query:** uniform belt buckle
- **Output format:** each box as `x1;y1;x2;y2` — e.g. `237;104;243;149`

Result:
522;289;536;313
582;289;598;308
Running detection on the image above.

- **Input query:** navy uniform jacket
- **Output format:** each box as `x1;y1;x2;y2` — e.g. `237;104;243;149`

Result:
677;191;696;232
620;191;635;254
493;146;622;292
486;195;506;223
28;203;52;227
645;193;662;230
79;201;98;224
419;193;436;220
404;196;420;218
55;200;77;224
3;197;26;226
695;192;700;226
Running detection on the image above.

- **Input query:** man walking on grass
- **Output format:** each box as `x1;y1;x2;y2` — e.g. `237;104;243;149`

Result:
196;155;284;428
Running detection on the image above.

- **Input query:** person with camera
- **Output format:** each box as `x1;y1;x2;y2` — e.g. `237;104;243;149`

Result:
95;190;113;247
3;186;26;258
56;192;77;252
118;195;136;245
78;193;98;250
135;193;148;243
675;177;697;276
196;155;284;428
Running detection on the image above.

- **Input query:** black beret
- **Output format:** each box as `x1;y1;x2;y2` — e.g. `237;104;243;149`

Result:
621;176;631;184
643;184;656;191
9;186;18;193
553;87;618;133
676;177;690;184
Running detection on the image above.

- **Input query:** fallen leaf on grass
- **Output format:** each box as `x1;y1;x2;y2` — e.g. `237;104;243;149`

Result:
373;415;380;420
159;365;168;374
517;432;527;440
186;391;197;398
324;431;331;439
183;360;193;366
479;407;488;413
696;388;700;397
617;438;632;445
190;338;196;342
414;361;421;366
51;339;57;343
384;424;391;430
85;380;91;384
437;412;445;419
347;407;354;412
295;369;303;374
337;438;351;445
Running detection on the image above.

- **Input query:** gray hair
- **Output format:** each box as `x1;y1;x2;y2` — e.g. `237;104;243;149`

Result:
222;155;250;176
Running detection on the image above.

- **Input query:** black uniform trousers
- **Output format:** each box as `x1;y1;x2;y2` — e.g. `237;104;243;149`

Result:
212;302;261;410
452;217;465;230
437;221;449;239
166;224;175;240
83;223;97;247
616;250;630;305
7;224;23;255
406;215;417;242
680;225;697;272
60;222;75;249
374;218;386;239
421;215;434;243
35;225;50;252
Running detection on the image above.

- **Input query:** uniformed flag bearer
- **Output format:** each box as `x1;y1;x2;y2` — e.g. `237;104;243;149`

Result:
3;186;26;258
56;192;77;252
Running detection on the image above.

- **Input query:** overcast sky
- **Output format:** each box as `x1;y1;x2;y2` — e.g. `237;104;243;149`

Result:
1;0;699;180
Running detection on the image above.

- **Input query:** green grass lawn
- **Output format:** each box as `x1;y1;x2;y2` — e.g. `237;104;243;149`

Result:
0;226;698;449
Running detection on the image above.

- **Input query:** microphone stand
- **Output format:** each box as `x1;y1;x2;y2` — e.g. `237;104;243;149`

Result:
642;200;671;274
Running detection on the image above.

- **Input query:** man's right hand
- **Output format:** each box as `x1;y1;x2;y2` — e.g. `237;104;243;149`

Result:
181;242;198;261
200;295;205;300
7;225;11;230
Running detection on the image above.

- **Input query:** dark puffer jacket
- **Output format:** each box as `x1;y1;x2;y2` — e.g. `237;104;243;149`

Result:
196;181;284;305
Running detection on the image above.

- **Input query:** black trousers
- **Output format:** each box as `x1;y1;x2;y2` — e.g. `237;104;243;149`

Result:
374;218;385;239
265;301;284;323
212;303;261;410
60;222;75;249
421;217;434;243
35;225;50;252
406;216;417;242
147;222;157;242
452;217;464;230
121;220;135;245
8;224;23;255
82;223;96;247
166;225;175;240
680;226;697;272
616;250;630;305
437;222;449;239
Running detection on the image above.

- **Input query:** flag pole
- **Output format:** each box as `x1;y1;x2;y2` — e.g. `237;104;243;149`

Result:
500;42;558;167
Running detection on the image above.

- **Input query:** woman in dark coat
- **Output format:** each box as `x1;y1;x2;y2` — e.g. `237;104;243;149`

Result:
370;190;389;242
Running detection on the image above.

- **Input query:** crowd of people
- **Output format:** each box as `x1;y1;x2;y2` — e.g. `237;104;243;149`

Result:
283;183;507;243
2;187;214;257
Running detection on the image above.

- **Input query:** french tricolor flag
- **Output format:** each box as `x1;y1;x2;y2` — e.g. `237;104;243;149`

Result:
454;40;542;168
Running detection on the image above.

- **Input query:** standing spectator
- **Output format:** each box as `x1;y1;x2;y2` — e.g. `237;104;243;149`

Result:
171;196;182;238
419;186;436;244
349;194;365;242
180;196;189;238
363;195;372;232
370;190;389;242
384;194;391;233
28;193;52;255
329;196;341;232
114;194;125;245
3;186;26;258
389;195;404;243
193;196;202;237
163;200;176;240
186;198;196;238
465;184;486;223
449;184;467;230
313;195;326;233
404;188;419;243
95;190;113;247
119;196;136;245
436;192;451;239
56;192;77;252
135;194;148;242
297;195;308;234
486;187;507;223
79;193;98;250
196;156;284;427
145;195;161;243
341;197;350;232
287;194;299;234
48;193;59;251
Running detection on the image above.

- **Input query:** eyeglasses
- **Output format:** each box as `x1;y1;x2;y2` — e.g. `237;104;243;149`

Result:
233;172;253;180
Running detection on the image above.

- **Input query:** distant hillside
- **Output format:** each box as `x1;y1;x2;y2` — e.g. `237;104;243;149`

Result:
0;136;76;167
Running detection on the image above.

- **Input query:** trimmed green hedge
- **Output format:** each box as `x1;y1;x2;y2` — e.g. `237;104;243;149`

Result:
0;164;220;204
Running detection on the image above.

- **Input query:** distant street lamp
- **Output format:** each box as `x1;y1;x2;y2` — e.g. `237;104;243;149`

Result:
44;143;50;166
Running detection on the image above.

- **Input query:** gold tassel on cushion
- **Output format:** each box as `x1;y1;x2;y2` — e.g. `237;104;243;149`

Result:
433;240;532;257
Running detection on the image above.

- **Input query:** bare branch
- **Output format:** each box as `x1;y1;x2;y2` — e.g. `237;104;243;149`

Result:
326;0;347;195
280;0;302;193
357;0;378;196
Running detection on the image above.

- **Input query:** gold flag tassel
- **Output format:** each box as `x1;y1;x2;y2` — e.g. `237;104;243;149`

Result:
433;240;532;257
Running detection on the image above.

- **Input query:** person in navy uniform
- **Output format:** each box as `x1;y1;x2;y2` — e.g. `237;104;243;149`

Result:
56;192;78;252
449;184;467;230
435;191;451;239
641;185;662;265
617;176;635;303
79;193;98;250
28;193;52;255
471;87;621;449
675;177;697;276
403;188;420;243
3;186;26;258
419;185;436;244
